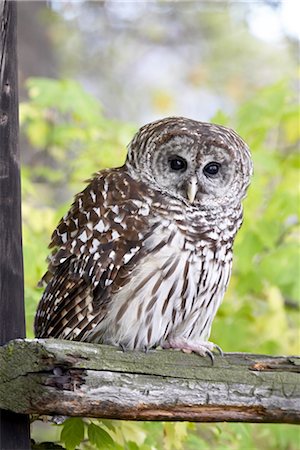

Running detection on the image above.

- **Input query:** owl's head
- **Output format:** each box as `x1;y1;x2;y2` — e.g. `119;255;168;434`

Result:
126;117;253;209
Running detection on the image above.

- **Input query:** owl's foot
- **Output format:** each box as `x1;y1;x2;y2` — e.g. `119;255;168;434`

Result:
162;338;223;364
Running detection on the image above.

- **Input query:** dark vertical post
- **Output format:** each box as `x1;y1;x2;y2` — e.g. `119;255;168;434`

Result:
0;1;30;448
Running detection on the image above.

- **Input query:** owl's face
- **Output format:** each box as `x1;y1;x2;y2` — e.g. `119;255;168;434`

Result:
127;117;252;208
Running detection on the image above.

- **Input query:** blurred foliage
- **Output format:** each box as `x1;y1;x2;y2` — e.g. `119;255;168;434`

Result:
211;79;300;357
25;1;297;124
20;77;299;449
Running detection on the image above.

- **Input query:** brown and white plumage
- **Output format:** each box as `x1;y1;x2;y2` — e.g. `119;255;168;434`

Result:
35;117;252;356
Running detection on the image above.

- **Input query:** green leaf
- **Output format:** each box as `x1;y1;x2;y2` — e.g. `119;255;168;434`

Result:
126;442;140;450
100;419;116;432
60;418;85;450
88;422;114;449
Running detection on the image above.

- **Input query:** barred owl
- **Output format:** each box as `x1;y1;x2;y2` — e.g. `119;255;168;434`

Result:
35;117;252;359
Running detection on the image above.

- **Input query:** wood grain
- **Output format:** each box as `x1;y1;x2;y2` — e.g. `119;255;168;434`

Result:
1;339;299;424
0;2;30;448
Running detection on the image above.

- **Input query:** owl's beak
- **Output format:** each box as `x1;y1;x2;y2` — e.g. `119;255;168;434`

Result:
187;176;198;204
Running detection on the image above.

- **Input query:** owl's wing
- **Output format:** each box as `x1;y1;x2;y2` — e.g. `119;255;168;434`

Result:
34;168;155;339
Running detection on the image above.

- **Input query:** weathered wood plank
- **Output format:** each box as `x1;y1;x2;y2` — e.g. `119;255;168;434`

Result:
0;339;299;424
0;1;30;447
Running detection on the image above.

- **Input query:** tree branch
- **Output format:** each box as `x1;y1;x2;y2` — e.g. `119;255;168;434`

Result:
0;339;299;424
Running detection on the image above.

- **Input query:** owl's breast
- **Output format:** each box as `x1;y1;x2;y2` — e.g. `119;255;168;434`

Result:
89;220;233;350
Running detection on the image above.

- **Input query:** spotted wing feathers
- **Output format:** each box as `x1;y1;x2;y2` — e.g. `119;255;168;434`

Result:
34;168;152;339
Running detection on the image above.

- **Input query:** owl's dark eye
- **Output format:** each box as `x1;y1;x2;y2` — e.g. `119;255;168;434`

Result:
203;162;220;177
168;156;187;172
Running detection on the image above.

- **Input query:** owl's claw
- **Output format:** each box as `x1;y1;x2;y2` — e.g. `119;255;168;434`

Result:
214;344;224;356
119;343;127;352
204;349;215;365
162;338;222;364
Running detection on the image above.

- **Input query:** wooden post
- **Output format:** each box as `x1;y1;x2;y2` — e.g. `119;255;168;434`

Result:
0;1;30;448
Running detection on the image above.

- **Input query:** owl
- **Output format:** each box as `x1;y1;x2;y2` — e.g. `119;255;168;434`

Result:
35;117;252;360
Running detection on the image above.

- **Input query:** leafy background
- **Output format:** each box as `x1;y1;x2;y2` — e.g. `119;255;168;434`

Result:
23;76;299;450
19;1;299;449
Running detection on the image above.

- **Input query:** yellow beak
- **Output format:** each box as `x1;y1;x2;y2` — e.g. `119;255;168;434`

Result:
187;176;198;204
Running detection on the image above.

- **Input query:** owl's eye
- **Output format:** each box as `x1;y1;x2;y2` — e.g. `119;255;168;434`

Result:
203;162;220;177
168;156;187;172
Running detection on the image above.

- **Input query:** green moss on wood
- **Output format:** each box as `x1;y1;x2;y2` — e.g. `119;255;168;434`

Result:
0;339;299;423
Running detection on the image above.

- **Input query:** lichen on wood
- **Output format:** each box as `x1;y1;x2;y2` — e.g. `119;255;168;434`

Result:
0;339;299;423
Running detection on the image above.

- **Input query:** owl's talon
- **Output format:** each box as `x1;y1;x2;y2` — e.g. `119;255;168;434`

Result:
214;344;223;356
162;338;222;363
205;349;214;365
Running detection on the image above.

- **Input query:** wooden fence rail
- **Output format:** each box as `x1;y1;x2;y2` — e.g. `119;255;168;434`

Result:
0;339;299;424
